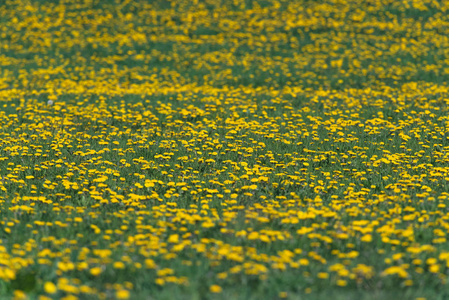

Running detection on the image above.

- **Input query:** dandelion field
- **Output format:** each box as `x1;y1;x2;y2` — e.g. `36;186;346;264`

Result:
2;0;449;299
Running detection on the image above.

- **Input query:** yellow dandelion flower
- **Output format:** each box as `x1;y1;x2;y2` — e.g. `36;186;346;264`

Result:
210;285;222;293
116;290;130;299
44;282;57;294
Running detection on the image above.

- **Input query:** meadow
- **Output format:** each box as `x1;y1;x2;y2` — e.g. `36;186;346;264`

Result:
1;0;449;299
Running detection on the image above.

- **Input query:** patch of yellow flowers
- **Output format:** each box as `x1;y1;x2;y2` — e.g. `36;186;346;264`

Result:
1;0;449;299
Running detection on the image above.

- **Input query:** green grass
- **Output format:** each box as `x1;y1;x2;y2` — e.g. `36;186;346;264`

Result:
1;0;449;299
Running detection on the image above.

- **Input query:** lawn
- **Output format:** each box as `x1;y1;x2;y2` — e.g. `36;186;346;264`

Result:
1;0;449;299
